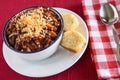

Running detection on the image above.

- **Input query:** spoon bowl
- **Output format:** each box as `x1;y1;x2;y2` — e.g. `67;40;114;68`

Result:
100;3;119;25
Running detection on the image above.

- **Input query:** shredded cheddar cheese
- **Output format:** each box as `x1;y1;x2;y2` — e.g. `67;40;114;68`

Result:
17;7;47;38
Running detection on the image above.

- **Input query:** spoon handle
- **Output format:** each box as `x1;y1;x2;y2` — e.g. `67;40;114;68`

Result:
112;25;119;44
112;25;120;60
116;44;120;62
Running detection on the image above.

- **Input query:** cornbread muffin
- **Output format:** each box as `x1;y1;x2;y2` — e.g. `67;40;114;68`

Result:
62;13;79;31
60;30;86;53
61;13;86;53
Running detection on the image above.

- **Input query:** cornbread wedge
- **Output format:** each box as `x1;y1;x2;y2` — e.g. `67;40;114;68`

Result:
60;30;86;53
62;13;79;31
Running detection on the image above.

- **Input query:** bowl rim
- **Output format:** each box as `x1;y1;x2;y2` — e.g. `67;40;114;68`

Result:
2;6;64;54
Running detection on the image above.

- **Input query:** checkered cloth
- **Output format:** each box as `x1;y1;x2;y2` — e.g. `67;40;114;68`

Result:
82;0;120;79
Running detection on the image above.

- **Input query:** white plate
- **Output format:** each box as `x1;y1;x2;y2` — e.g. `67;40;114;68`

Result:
3;8;89;77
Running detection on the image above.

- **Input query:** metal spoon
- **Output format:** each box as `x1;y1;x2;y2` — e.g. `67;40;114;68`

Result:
100;3;120;59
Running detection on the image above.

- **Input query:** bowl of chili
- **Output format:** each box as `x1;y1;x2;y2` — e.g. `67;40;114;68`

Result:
3;6;64;61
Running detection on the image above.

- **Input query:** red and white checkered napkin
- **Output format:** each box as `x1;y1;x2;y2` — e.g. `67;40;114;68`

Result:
82;0;120;79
